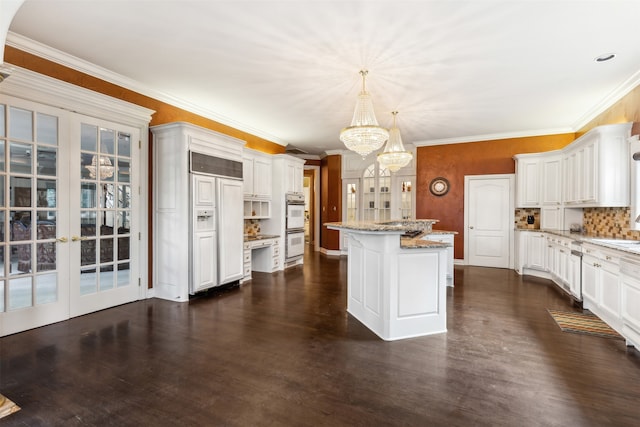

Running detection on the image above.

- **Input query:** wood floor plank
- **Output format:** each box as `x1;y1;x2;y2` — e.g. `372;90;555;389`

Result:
2;251;640;426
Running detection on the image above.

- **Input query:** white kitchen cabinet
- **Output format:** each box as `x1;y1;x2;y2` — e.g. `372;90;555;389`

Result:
582;244;623;332
563;123;631;207
514;153;541;207
540;206;563;230
285;161;304;194
621;258;640;349
260;154;305;269
243;149;272;200
525;232;546;271
541;153;563;205
151;122;245;302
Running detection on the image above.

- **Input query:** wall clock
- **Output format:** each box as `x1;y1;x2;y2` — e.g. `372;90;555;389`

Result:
429;177;450;196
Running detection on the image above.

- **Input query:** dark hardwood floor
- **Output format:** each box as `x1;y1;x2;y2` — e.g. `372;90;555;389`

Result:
2;250;640;426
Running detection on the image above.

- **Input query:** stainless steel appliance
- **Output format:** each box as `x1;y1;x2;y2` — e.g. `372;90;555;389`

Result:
285;193;305;261
569;240;582;301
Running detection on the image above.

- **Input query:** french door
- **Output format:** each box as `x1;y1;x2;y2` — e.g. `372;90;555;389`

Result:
69;116;139;317
0;96;140;336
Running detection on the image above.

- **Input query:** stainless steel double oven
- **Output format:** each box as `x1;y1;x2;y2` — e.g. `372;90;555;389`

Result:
285;193;305;262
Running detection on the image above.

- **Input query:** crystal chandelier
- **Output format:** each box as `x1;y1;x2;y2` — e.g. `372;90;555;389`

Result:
377;111;413;172
339;70;389;158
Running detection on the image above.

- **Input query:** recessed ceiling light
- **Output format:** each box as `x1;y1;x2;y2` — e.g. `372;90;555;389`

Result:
595;53;616;62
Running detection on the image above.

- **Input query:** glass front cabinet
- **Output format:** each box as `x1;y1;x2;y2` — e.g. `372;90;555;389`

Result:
341;151;416;251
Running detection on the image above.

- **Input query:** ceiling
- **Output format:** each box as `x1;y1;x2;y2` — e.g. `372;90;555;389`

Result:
7;1;640;156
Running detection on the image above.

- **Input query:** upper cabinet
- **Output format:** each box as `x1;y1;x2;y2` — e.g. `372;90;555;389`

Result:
563;123;631;207
243;149;272;199
514;153;542;207
514;151;561;208
515;122;632;209
284;158;304;194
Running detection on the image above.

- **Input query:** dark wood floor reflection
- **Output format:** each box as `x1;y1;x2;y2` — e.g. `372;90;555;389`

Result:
2;250;640;426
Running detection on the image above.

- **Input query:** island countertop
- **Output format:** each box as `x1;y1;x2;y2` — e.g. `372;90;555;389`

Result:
326;220;456;249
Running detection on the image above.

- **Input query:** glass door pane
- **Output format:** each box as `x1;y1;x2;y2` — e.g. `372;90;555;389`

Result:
0;99;70;336
70;116;138;318
400;180;413;220
363;164;376;221
378;166;391;221
345;181;358;222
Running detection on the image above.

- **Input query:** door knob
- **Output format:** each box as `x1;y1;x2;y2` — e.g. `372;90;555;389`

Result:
469;226;474;229
71;236;88;242
56;237;68;243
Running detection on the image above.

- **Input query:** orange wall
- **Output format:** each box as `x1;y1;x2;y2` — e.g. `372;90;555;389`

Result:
4;46;285;154
416;134;575;259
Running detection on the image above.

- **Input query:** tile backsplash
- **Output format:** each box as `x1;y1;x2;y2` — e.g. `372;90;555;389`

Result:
583;207;640;239
244;219;260;236
515;206;640;239
515;208;540;229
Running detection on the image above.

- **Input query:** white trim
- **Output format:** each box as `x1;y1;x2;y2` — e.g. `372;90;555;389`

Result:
320;247;345;257
414;127;574;147
572;68;640;131
0;65;154;127
6;32;286;147
463;174;515;268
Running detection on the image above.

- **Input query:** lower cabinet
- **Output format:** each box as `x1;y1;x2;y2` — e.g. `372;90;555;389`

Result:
582;244;622;333
525;232;546;270
242;237;281;283
621;259;640;349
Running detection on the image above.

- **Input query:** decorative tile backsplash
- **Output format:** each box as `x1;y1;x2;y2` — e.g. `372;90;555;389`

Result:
244;219;260;236
583;207;640;239
514;206;640;239
515;208;540;229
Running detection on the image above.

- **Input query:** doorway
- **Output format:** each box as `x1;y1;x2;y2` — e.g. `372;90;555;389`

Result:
464;174;514;268
304;167;319;251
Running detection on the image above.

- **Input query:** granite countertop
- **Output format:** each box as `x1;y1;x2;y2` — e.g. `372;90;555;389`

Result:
325;220;454;249
244;234;280;242
325;219;439;233
515;227;640;256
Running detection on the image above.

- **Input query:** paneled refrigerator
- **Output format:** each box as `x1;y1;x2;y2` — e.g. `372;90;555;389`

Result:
152;122;246;302
190;171;244;294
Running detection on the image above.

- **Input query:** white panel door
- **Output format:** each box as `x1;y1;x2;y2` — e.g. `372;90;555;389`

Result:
69;115;140;317
466;175;513;268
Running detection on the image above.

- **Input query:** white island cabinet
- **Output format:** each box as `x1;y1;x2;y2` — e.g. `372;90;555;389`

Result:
327;220;449;341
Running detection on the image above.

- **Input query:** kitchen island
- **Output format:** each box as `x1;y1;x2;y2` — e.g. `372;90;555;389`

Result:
326;220;450;341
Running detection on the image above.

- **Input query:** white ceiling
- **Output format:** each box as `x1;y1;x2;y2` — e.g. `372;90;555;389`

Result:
7;1;640;155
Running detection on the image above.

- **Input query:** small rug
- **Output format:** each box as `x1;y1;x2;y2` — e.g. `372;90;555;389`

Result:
547;309;624;340
0;394;20;419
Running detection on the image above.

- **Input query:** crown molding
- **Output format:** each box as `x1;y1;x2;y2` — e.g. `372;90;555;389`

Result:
0;65;155;127
412;127;575;147
6;31;286;147
572;67;640;131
